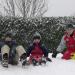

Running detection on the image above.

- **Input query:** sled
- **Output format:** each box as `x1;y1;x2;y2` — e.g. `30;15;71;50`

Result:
28;55;46;66
71;52;75;60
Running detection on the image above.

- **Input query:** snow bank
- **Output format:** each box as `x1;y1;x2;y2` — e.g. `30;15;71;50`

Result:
0;53;75;75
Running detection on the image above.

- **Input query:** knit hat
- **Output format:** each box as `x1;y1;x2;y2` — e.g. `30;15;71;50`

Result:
33;32;41;40
5;32;13;38
65;24;74;30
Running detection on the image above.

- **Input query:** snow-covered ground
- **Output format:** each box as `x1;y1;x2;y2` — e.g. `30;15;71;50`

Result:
0;53;75;75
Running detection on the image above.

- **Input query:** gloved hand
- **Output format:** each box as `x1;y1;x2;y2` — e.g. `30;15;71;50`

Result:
46;57;52;62
52;51;58;58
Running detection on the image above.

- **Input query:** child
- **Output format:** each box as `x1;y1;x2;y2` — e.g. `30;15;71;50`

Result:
52;24;75;60
0;32;26;67
26;32;52;66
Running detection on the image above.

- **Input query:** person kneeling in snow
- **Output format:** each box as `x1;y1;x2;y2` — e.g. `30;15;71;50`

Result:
0;32;26;68
52;24;75;60
26;32;52;66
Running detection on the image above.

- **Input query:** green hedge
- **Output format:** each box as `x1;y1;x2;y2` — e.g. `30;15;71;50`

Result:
0;16;75;52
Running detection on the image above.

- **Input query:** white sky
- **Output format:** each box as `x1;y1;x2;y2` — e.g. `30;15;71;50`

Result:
0;0;75;17
45;0;75;17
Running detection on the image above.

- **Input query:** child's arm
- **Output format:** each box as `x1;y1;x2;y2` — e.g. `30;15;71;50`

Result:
57;35;66;52
52;35;66;58
41;44;52;62
41;44;49;57
26;44;34;57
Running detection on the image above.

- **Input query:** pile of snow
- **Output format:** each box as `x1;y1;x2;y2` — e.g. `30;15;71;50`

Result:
0;53;75;75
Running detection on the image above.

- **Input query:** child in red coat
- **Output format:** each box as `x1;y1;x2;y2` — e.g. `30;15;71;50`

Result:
27;32;52;65
52;24;75;60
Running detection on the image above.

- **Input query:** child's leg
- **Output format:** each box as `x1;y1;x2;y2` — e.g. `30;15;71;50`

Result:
1;45;10;60
1;45;10;67
16;45;26;59
16;45;26;66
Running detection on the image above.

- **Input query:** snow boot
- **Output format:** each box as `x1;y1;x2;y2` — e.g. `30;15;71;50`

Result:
32;59;38;66
39;57;46;65
2;53;8;68
20;53;27;66
46;57;52;62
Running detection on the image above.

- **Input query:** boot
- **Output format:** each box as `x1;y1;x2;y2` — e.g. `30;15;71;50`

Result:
20;53;27;66
32;59;38;66
2;53;8;68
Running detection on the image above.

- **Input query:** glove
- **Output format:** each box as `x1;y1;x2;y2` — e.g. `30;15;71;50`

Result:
52;51;58;58
46;57;52;62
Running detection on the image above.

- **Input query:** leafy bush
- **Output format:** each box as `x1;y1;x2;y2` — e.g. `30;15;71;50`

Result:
0;16;75;52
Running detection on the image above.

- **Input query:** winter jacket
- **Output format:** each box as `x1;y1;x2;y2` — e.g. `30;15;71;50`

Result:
57;31;75;53
4;40;17;48
26;42;48;58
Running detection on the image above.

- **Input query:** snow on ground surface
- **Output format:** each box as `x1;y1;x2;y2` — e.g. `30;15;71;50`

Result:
0;53;75;75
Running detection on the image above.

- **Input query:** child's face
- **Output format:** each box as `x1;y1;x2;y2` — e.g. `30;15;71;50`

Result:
5;37;12;41
66;28;74;35
33;39;40;43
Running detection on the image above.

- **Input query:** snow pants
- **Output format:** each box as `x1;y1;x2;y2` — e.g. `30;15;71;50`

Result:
1;45;26;64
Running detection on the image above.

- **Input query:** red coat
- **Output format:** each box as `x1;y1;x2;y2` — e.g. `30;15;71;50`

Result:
64;31;75;52
30;43;44;61
27;42;48;63
62;31;75;59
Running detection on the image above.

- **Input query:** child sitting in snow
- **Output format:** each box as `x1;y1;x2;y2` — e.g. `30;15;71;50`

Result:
52;24;75;60
0;32;26;68
26;32;52;66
